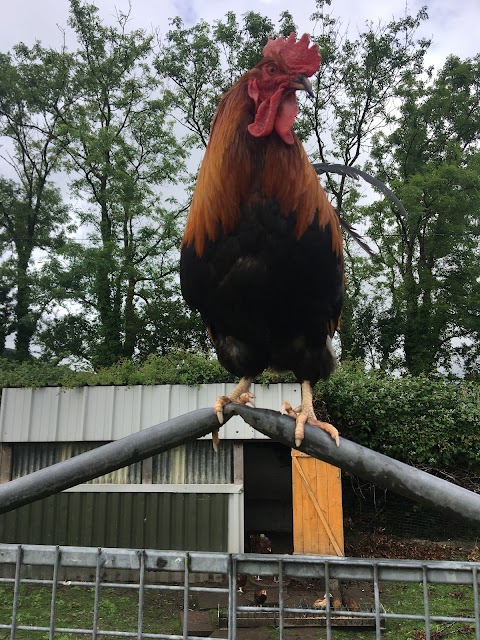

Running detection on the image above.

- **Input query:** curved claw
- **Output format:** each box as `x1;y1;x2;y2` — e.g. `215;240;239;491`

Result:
293;412;340;447
294;412;308;447
214;395;231;424
212;428;220;452
284;383;340;447
212;385;255;450
238;392;256;407
312;419;340;447
214;392;256;424
281;401;297;418
307;417;340;447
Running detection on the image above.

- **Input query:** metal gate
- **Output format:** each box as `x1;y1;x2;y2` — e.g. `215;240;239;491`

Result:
0;543;479;640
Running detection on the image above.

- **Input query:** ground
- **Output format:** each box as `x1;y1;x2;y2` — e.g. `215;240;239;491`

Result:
345;532;479;561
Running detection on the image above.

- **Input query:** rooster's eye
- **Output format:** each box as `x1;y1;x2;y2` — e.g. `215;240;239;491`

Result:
267;65;277;75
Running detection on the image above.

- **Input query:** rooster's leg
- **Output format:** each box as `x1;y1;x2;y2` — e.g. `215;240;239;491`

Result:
282;381;339;448
212;376;255;450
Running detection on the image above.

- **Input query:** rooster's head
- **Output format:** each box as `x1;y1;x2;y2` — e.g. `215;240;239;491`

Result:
247;33;321;145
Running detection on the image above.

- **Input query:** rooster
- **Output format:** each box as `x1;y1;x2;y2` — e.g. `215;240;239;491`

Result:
249;533;272;581
237;574;248;594
313;593;332;610
180;33;343;450
249;533;272;554
254;587;268;607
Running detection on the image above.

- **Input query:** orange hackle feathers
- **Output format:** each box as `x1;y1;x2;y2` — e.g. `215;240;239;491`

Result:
182;79;254;256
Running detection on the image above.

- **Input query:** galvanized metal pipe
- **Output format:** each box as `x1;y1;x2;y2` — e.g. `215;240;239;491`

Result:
233;405;480;527
0;407;224;514
0;405;479;528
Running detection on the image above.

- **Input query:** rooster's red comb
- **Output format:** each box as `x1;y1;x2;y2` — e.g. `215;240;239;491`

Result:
262;33;320;76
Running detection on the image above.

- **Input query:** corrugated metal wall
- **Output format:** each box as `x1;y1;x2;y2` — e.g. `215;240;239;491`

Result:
0;383;284;552
11;442;142;484
1;440;233;551
10;441;232;485
0;383;301;442
152;441;232;484
0;492;228;550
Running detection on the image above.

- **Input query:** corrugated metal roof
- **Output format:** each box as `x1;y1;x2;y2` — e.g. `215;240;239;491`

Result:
0;383;300;442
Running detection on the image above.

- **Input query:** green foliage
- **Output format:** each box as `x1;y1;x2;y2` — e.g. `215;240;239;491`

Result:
319;362;480;471
0;42;74;358
0;358;79;388
156;10;297;149
364;54;480;375
0;351;299;388
0;2;197;367
155;17;224;149
0;352;229;388
55;0;190;368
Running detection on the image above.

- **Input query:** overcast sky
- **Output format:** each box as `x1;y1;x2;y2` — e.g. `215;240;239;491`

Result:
1;0;479;69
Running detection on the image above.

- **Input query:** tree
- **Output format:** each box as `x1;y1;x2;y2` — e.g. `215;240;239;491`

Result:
52;0;191;368
0;43;73;358
296;4;431;363
2;3;476;375
365;54;480;374
155;10;298;150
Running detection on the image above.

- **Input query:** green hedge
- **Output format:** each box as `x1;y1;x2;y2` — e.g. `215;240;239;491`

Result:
0;352;295;388
319;362;480;471
1;356;478;471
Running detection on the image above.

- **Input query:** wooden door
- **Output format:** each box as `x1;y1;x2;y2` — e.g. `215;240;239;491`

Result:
291;450;344;556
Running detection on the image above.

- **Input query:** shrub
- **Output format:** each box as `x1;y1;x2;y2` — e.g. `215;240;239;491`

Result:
319;362;480;471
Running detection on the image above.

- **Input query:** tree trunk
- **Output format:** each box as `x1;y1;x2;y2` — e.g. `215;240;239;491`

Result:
123;276;138;358
93;196;123;368
14;248;34;360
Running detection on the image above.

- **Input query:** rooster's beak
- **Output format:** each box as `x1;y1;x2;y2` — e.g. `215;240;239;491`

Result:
291;74;315;99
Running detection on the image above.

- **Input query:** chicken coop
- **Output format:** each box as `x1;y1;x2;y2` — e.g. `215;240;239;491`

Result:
0;383;344;561
1;389;479;639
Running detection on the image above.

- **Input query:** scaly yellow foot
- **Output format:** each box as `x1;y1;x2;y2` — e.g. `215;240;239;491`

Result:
212;376;255;450
281;380;339;448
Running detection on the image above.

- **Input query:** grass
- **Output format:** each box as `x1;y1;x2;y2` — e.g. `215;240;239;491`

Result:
0;580;476;640
310;582;476;640
0;583;182;640
379;582;476;640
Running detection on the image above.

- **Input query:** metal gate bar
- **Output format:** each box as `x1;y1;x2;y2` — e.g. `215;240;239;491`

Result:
0;544;479;640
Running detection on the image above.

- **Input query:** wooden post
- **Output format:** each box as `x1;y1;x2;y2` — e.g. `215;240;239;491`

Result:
142;457;153;484
0;444;12;484
233;442;244;485
291;450;344;556
230;442;244;552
